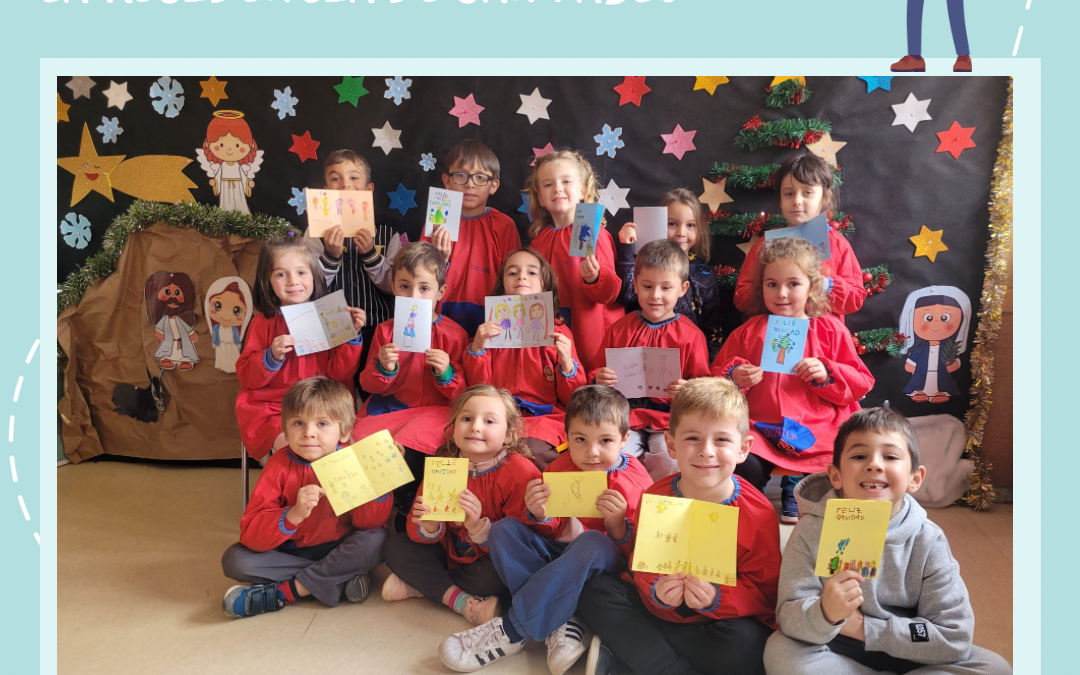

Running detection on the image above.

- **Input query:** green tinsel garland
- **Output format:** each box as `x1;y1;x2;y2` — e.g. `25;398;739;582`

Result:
735;116;832;151
707;210;854;239
707;162;842;191
861;263;894;296
766;79;811;109
853;327;907;358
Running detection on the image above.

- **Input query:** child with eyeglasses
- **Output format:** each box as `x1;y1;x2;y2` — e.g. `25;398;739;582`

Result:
425;140;522;336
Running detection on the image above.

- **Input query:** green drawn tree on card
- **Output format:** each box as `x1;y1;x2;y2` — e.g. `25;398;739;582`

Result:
772;333;796;364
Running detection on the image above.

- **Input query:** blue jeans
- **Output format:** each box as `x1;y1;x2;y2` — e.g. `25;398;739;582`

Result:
488;517;623;641
907;0;970;56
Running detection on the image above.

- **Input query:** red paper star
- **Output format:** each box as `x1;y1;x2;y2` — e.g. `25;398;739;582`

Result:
529;142;555;167
449;93;485;127
289;130;321;163
661;124;697;161
935;121;976;159
613;76;651;107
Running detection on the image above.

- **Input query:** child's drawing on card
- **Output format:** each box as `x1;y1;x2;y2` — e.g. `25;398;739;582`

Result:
569;203;604;258
484;292;555;348
394;296;432;353
759;315;809;375
424;188;464;241
279;289;357;356
306;188;376;238
528;302;546;343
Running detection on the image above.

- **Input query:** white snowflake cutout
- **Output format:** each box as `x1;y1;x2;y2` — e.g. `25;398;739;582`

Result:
594;124;625;159
149;76;185;118
384;76;412;106
419;153;436;172
272;87;299;119
60;213;92;250
96;116;123;144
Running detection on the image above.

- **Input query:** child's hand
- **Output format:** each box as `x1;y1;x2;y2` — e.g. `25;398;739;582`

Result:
838;608;866;641
820;570;865;624
552;332;574;374
323;225;345;258
667;378;688;398
287;484;326;525
731;364;763;388
472;321;502;353
524;478;551;521
270;335;296;361
411;502;441;535
353;228;375;255
348;307;366;332
458;489;484;533
794;358;828;385
432;225;453;263
596;489;628;530
580;254;601;284
426;349;451;377
654;574;685;607
682;575;718;610
595;367;618;387
618;222;638;245
378;342;400;373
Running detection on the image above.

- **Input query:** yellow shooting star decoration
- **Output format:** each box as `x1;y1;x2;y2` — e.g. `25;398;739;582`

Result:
693;77;729;95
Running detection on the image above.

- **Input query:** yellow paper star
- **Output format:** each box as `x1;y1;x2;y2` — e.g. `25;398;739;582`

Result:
806;133;847;168
57;93;70;123
909;225;948;263
770;76;806;87
693;77;729;95
56;124;126;206
736;234;762;257
699;177;734;212
200;76;229;107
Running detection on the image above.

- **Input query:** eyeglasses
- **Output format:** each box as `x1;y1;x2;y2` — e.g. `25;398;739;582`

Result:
448;171;494;187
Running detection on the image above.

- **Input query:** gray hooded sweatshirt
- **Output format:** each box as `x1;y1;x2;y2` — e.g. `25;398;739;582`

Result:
775;472;977;664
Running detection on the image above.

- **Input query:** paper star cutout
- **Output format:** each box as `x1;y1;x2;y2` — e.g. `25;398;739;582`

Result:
199;76;228;107
530;142;555;167
613;76;650;107
736;234;762;257
371;122;403;156
597;179;630;217
57;94;70;123
770;76;805;88
936;121;976;159
56;123;126;205
518;193;533;222
517;87;551;125
449;93;485;127
661;124;697;161
805;133;847;168
891;93;932;133
857;76;893;93
699;177;734;212
288;131;321;163
909;225;948;262
693;77;729;95
102;81;133;111
387;183;417;216
334;76;369;107
66;76;96;100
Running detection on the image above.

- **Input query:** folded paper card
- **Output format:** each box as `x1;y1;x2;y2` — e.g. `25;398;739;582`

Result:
423;187;464;241
605;347;682;398
543;471;607;518
280;289;358;356
814;498;891;578
763;212;831;261
759;315;810;376
570;203;604;258
312;430;414;516
483;291;555;348
420;457;469;522
394;296;433;353
632;493;740;586
306;189;376;238
632;206;668;254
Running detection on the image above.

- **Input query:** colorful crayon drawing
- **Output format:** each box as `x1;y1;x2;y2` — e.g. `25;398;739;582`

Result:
633;493;740;586
483;292;555;349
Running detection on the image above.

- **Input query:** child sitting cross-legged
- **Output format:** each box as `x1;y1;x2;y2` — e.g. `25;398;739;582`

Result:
763;408;1012;675
221;377;391;618
438;385;652;674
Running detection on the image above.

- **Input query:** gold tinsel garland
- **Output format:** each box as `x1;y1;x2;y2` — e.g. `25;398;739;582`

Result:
962;80;1013;510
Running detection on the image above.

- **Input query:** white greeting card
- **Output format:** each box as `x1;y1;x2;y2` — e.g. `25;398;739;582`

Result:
394;296;433;353
423;188;464;241
280;290;358;356
483;292;555;348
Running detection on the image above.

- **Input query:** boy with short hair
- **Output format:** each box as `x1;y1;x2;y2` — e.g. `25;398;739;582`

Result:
763;408;1012;675
425;139;522;336
221;377;391;618
591;239;710;476
578;377;780;675
438;385;652;675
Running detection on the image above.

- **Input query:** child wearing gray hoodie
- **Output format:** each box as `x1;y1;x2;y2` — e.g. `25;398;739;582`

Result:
764;408;1010;675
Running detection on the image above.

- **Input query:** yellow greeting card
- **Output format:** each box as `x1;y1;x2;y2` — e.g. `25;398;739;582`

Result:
814;499;891;578
420;457;469;522
543;471;607;518
312;430;415;516
632;494;740;586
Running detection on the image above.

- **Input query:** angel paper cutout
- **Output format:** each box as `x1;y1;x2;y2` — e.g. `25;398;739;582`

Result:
196;110;264;214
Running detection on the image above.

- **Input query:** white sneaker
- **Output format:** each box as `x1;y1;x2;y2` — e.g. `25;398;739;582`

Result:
546;616;593;675
439;617;526;673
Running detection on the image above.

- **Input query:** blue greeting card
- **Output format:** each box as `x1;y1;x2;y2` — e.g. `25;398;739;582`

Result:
759;315;810;375
569;203;604;258
763;212;832;261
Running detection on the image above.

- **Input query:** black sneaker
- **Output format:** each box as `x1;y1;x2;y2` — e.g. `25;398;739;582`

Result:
223;583;286;618
344;573;370;603
585;635;626;675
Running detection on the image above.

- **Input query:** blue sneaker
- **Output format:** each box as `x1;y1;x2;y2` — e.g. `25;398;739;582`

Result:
780;475;801;524
223;583;287;618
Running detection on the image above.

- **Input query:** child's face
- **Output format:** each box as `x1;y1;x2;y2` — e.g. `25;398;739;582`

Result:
283;409;350;463
394;267;446;304
666;202;698;253
827;429;925;517
763;258;810;319
779;175;825;225
912;304;962;343
442;159;499;215
324;161;373;192
567;419;629;471
502;250;545;295
537;160;585;220
453;395;509;462
665;412;751;499
209;290;246;327
634;267;689;323
208;132;251;163
271;250;315;306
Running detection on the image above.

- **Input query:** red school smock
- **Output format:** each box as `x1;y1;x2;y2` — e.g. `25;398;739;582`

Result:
235;312;363;460
710;314;874;473
529;224;624;374
734;228;867;322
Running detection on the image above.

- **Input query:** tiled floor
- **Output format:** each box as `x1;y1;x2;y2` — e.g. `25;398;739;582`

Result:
58;462;1012;675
